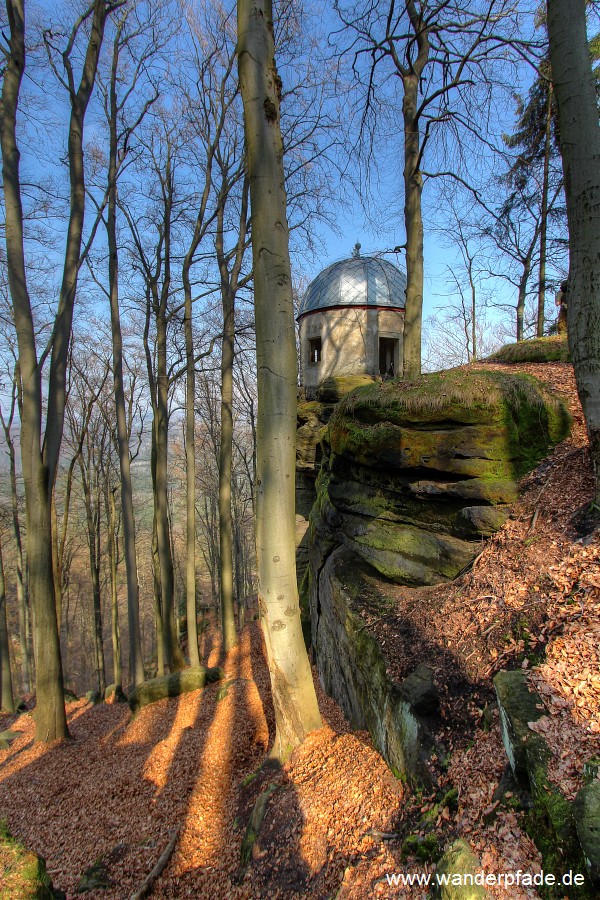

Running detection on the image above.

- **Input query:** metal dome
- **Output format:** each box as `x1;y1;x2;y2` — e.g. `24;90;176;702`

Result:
298;254;406;319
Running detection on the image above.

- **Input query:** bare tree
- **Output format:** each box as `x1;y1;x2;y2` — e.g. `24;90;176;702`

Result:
1;0;113;741
334;0;534;375
178;5;247;660
238;0;322;759
0;363;31;692
87;0;170;687
0;525;14;712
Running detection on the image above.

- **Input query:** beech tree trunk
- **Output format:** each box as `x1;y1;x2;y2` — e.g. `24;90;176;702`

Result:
516;249;533;342
152;511;165;676
182;260;201;668
2;1;55;740
106;36;144;687
2;0;109;741
237;0;322;760
79;457;106;694
537;84;553;338
402;71;425;379
139;139;184;675
1;386;30;692
219;286;237;652
106;486;122;691
0;535;15;713
547;0;600;502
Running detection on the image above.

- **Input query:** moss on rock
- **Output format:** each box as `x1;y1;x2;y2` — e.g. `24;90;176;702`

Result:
574;781;600;885
306;369;570;589
494;669;545;785
0;821;59;899
525;736;588;897
348;517;476;584
488;336;570;364
316;374;378;402
495;670;591;897
432;839;489;899
128;666;224;714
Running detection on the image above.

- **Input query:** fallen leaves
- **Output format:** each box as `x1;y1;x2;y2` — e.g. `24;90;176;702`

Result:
0;362;597;899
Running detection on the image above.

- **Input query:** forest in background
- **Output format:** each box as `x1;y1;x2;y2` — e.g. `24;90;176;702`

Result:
0;0;596;729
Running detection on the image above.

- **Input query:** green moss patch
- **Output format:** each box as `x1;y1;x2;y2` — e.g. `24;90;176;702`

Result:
0;821;57;899
488;336;570;364
128;665;224;714
331;368;571;480
316;374;378;402
525;737;590;897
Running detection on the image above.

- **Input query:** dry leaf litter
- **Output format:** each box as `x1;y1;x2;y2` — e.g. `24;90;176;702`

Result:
0;362;598;899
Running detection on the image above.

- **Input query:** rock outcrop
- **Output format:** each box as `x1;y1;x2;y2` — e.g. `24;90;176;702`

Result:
296;377;377;584
307;369;570;586
494;669;595;891
309;545;437;785
298;368;570;783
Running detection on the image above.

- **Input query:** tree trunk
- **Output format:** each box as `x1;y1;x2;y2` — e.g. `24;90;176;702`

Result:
238;0;322;760
1;0;68;741
79;457;106;694
215;174;249;653
152;510;165;677
106;486;122;691
144;142;184;674
153;358;184;671
50;491;63;632
0;535;15;713
3;406;30;693
43;0;109;486
182;265;201;668
537;83;553;338
548;0;600;503
219;286;237;652
402;73;425;379
106;53;144;688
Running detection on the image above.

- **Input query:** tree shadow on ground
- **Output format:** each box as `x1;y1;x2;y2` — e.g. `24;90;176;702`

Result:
0;642;228;898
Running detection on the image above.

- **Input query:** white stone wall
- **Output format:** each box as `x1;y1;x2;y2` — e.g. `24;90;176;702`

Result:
299;307;404;391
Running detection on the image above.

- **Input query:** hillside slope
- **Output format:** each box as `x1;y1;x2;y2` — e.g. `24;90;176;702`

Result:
0;363;597;899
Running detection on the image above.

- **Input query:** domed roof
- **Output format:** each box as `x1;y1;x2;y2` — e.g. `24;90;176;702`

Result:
298;253;406;319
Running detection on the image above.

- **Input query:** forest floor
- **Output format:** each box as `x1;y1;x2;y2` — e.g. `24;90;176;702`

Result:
1;362;599;899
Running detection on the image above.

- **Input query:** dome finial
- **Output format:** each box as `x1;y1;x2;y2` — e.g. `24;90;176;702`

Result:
352;241;361;258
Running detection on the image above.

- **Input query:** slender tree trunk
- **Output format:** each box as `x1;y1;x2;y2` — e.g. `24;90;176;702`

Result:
0;535;15;713
548;0;600;503
79;457;106;693
402;73;425;379
203;493;219;607
238;0;322;760
219;287;237;651
182;270;200;668
215;175;248;652
106;56;144;688
1;0;68;741
152;510;165;676
144;143;184;674
537;83;553;338
234;518;244;627
516;262;530;342
469;259;477;362
4;410;30;692
153;352;184;671
50;494;63;632
106;486;122;691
